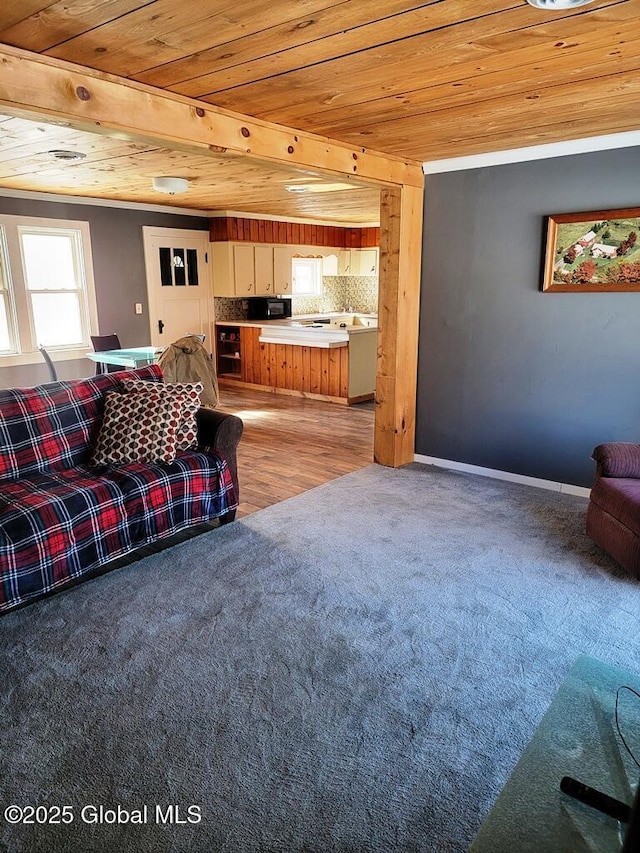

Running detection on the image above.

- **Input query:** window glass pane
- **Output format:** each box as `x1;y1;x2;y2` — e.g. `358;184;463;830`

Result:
186;248;199;286
159;247;172;286
292;258;322;294
0;297;11;351
31;293;83;346
21;233;77;290
173;248;186;286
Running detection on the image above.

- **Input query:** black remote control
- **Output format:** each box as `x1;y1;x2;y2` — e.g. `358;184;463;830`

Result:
560;775;631;823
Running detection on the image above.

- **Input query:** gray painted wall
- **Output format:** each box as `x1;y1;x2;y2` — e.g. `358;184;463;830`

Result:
417;146;640;488
0;196;208;386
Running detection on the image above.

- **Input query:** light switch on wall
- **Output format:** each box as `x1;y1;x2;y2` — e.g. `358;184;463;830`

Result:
134;303;143;315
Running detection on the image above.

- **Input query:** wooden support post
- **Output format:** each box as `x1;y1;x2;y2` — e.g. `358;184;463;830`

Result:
375;183;424;467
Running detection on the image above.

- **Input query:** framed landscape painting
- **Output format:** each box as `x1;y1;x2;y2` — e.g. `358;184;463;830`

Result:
542;207;640;292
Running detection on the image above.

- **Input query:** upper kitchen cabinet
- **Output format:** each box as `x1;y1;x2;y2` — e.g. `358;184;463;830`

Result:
339;249;379;277
254;245;275;295
233;244;255;296
212;243;275;296
273;246;294;295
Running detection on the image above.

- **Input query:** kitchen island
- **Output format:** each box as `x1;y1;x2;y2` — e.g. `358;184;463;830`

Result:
215;314;377;404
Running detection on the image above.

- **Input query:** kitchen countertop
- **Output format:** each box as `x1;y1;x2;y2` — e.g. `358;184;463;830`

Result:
216;313;378;349
215;313;377;329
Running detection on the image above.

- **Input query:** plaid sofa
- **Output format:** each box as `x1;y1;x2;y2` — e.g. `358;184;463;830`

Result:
0;364;242;613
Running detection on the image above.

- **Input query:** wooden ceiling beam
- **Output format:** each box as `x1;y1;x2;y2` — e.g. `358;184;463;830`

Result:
0;43;423;188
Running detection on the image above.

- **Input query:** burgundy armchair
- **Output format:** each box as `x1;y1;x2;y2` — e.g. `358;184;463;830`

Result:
587;443;640;579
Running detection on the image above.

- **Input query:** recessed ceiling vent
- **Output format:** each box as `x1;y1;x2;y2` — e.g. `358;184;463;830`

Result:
526;0;596;8
48;149;87;161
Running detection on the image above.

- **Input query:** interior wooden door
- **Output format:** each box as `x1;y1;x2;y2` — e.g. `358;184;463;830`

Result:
143;227;211;348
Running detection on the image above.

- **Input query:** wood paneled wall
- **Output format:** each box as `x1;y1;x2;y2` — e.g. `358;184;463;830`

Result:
240;327;349;399
210;216;379;248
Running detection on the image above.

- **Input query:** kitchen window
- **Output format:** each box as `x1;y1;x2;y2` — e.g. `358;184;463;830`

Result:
0;215;98;365
291;257;323;295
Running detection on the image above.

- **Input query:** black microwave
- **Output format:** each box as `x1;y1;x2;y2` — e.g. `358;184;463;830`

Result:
247;297;292;321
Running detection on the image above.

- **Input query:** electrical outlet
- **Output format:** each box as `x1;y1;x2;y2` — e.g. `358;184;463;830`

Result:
134;303;143;315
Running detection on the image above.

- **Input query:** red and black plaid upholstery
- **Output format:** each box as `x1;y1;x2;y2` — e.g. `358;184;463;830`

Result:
0;365;237;612
0;365;162;480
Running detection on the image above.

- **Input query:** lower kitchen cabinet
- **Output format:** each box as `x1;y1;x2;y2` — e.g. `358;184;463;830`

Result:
216;324;243;379
218;327;372;403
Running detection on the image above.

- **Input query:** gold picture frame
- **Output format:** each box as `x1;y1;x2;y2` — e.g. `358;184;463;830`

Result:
543;207;640;292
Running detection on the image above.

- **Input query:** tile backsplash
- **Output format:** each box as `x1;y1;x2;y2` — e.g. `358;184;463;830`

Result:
214;298;250;322
214;276;378;321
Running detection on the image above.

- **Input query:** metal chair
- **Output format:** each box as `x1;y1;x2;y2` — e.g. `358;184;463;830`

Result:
38;345;58;382
90;333;122;374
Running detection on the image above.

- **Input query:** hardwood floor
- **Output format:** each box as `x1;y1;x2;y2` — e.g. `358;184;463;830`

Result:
217;384;375;518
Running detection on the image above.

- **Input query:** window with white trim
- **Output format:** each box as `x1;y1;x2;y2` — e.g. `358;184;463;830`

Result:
0;236;16;354
291;256;323;295
0;215;97;364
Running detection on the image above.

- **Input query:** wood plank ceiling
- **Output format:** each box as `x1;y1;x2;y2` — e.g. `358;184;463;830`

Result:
0;0;638;222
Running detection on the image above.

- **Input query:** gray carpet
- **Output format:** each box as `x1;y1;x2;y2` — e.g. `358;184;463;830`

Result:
2;463;640;853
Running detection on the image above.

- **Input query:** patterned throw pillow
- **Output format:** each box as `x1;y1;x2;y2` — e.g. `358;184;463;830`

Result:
121;379;203;451
91;389;183;465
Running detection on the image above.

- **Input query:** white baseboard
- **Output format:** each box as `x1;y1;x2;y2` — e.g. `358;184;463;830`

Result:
413;454;591;499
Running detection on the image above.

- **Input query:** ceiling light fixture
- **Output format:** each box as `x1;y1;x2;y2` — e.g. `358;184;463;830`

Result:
152;176;189;195
48;149;86;161
525;0;596;9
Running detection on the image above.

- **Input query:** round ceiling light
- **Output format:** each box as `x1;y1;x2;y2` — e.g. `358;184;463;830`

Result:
152;176;189;195
48;149;86;161
526;0;596;8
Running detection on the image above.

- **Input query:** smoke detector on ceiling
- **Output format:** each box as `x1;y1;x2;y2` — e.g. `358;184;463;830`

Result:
152;176;190;195
526;0;596;8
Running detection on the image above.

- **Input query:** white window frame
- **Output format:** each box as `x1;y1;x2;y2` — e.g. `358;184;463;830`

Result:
0;233;18;355
0;215;98;367
291;256;323;295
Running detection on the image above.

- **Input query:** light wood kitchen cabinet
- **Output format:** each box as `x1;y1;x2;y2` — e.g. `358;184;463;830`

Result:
212;241;377;295
235;244;275;296
273;246;294;294
233;244;255;295
212;242;275;296
357;248;379;276
338;248;379;276
254;245;275;295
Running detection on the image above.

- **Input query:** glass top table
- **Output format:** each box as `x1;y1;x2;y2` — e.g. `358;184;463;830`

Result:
470;655;640;853
86;346;162;369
